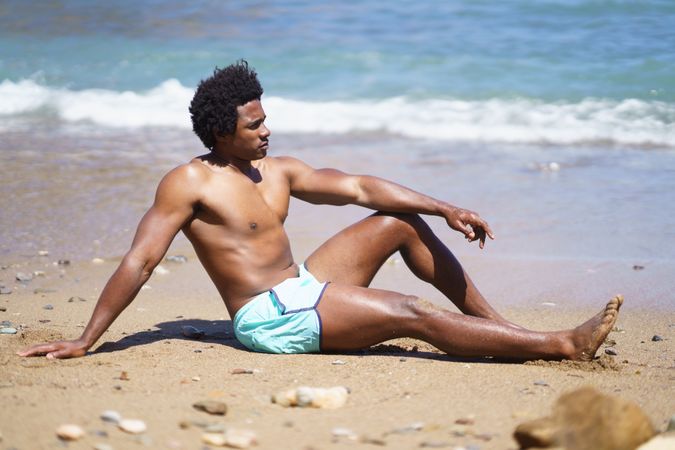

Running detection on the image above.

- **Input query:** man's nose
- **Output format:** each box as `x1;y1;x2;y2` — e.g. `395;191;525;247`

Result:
260;124;271;138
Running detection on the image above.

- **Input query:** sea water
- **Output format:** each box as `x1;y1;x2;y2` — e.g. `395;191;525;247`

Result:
1;1;674;274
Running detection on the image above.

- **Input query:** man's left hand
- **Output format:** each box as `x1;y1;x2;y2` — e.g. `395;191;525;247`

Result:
444;206;495;249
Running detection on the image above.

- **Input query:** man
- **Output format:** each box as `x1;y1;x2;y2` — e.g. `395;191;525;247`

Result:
19;61;622;360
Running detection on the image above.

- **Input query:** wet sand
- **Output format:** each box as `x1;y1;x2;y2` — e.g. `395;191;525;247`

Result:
1;250;673;449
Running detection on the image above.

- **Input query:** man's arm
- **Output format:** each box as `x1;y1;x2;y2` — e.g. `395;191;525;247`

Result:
18;165;201;358
280;157;494;248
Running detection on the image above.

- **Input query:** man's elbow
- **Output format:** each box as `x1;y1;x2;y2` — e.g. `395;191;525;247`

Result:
121;251;161;281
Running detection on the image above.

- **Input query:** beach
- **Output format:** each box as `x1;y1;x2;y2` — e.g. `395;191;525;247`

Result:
2;1;675;448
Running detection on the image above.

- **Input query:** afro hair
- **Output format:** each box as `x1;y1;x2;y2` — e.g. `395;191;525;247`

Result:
189;60;263;150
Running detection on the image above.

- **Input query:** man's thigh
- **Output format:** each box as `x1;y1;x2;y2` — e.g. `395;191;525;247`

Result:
305;213;404;286
317;283;416;351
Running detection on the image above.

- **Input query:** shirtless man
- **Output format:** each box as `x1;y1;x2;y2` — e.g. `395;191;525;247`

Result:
19;61;622;360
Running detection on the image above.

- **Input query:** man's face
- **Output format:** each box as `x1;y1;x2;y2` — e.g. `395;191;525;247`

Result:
225;99;271;161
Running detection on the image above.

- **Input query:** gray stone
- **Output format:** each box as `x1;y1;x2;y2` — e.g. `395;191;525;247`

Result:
100;410;121;424
57;260;70;266
0;287;11;295
651;335;663;342
182;325;205;339
34;288;56;294
43;304;54;310
16;272;33;282
1;327;17;334
165;255;188;263
605;347;618;356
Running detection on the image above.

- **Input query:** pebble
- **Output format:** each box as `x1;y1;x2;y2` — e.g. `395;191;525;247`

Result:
533;380;549;387
100;410;122;424
0;327;17;334
16;272;33;282
387;422;425;435
332;427;358;440
0;287;11;295
165;255;188;264
154;265;170;275
57;259;70;266
43;304;54;310
273;386;349;409
331;359;346;365
202;429;257;448
56;424;85;441
651;335;663;342
231;368;257;374
455;417;475;425
33;270;45;277
193;400;228;415
0;306;6;311
420;441;451;448
68;296;87;302
34;288;56;294
92;258;105;264
192;376;201;381
633;265;645;270
181;325;205;339
38;250;49;256
118;418;147;434
605;347;618;356
541;302;556;307
93;444;114;450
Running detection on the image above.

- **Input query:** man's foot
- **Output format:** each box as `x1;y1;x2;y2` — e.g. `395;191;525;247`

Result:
570;295;624;361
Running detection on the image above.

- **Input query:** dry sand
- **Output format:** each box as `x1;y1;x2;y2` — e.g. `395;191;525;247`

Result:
1;243;673;450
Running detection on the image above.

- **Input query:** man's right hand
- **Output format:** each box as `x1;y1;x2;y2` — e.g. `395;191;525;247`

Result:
17;338;90;359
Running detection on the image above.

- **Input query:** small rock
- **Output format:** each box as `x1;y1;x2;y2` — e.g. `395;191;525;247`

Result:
181;325;205;339
38;250;49;256
0;327;17;334
387;422;425;435
57;259;70;266
93;443;114;450
119;371;130;381
16;272;33;282
56;424;85;441
165;255;188;264
533;380;549;387
94;442;114;450
605;347;618;356
33;270;46;277
273;386;349;409
633;265;645;270
455;417;475;425
192;376;201;381
331;359;346;365
651;335;663;342
0;306;6;311
202;429;257;448
193;400;228;415
92;258;105;264
118;419;146;434
541;302;556;307
205;423;227;433
332;427;358;440
43;304;54;310
154;265;170;275
0;287;11;295
68;296;87;302
231;368;256;374
100;410;122;424
34;288;56;294
420;441;450;448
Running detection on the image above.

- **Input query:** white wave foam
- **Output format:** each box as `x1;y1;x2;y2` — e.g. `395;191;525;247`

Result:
1;78;674;147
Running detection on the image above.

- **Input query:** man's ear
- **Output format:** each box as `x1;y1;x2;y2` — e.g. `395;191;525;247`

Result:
213;128;232;144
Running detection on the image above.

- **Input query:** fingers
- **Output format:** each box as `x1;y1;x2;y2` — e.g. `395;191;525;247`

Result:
17;343;55;357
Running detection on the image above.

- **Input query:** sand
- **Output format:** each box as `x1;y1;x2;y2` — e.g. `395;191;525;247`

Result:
1;243;673;450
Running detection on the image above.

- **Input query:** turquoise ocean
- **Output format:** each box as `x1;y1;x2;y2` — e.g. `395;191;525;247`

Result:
1;1;675;292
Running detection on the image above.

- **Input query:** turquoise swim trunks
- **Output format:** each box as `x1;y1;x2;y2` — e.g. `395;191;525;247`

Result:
233;264;329;353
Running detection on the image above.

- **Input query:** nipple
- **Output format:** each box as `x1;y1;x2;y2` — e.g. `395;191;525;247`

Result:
249;222;257;230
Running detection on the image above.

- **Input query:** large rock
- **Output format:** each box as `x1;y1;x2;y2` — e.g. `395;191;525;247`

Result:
514;386;655;450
